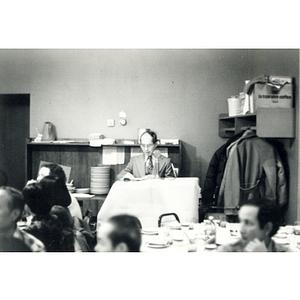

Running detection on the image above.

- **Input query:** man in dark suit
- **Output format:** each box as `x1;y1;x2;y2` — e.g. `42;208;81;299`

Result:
116;130;174;180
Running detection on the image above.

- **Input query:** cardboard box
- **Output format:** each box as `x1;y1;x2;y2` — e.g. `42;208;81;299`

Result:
253;83;293;111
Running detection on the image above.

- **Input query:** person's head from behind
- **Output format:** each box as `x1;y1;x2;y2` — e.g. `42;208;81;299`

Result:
50;205;73;229
37;163;67;183
0;187;24;232
39;175;71;207
23;175;71;216
22;181;52;215
95;214;142;252
239;198;280;246
139;130;158;158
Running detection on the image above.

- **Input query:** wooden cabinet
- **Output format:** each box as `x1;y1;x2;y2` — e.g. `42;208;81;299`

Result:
26;139;182;217
219;108;295;138
26;139;182;188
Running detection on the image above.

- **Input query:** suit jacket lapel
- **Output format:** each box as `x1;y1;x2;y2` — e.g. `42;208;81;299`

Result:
137;154;146;177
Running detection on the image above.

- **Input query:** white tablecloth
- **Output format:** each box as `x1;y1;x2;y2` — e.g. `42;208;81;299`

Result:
97;177;200;228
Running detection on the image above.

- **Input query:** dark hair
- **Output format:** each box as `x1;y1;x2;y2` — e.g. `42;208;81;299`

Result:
25;213;74;252
241;198;280;237
139;130;158;144
39;175;71;207
42;163;67;183
107;214;142;252
0;186;24;221
22;181;52;215
50;205;73;228
22;175;71;215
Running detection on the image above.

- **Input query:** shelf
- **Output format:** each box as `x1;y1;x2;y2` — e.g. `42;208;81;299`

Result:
219;108;295;138
219;113;257;120
27;138;181;148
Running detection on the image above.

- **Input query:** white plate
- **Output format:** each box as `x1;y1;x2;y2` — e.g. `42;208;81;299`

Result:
76;188;90;194
274;233;288;239
146;241;170;248
205;244;217;250
273;238;290;245
141;228;159;235
73;194;95;199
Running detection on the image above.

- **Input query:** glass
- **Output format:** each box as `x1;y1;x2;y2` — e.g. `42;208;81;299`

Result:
294;221;300;235
220;214;227;228
187;232;197;252
140;143;154;149
159;225;173;244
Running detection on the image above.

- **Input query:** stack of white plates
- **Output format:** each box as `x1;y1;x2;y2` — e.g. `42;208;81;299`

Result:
90;166;110;194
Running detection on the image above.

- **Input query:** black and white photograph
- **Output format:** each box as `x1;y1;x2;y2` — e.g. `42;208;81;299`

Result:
0;1;299;299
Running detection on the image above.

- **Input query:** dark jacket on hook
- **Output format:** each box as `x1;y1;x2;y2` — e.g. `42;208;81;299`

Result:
202;131;245;209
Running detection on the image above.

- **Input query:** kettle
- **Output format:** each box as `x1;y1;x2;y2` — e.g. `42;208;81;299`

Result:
41;122;57;141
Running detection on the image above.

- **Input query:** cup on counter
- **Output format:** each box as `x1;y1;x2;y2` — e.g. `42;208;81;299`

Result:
294;221;300;235
181;223;190;232
285;225;294;235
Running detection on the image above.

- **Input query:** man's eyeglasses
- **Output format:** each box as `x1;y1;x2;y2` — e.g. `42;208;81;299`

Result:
140;143;155;148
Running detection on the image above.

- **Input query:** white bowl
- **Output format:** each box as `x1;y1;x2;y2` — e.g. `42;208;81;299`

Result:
285;225;294;234
76;188;90;194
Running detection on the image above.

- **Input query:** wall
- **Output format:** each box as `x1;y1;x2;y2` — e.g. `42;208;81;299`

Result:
0;49;251;181
0;49;298;223
247;49;299;224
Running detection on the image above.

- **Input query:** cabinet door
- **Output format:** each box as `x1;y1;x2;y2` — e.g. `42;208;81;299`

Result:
256;108;295;138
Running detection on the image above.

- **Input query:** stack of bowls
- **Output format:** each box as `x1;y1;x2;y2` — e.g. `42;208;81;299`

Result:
90;166;110;195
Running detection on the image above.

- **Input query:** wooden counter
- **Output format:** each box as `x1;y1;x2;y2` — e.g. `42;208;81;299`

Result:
26;138;182;216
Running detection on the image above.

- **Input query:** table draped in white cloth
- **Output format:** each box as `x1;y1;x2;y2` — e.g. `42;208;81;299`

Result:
97;177;200;229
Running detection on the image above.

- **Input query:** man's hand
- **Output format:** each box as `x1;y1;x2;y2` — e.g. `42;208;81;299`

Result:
26;179;37;185
121;173;135;181
244;238;268;252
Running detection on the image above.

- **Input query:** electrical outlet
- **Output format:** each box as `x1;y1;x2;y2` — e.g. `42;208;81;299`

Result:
107;119;115;127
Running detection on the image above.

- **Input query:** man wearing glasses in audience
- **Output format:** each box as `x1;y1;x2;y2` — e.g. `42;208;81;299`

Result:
116;130;174;180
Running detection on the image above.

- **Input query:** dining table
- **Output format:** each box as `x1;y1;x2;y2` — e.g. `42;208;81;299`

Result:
139;222;300;252
97;177;200;229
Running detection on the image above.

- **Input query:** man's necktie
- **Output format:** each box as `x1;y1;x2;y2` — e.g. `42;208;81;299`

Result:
146;156;153;175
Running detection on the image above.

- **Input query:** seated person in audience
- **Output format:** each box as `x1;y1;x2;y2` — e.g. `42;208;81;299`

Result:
50;205;95;251
116;130;174;180
218;198;293;252
0;186;45;252
22;177;75;252
95;214;142;252
35;163;82;219
0;236;31;252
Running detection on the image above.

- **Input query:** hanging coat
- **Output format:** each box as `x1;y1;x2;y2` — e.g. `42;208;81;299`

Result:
202;131;245;208
218;130;287;215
